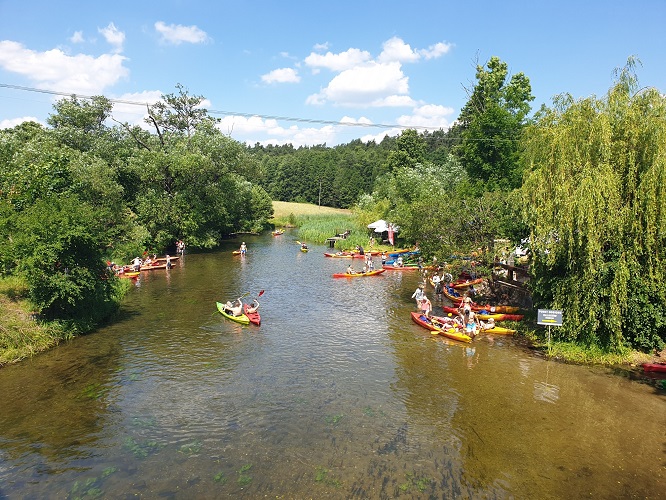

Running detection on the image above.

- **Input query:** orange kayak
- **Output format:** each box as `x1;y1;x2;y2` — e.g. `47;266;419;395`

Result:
332;269;385;278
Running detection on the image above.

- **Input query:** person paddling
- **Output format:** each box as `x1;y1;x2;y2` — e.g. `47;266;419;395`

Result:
224;298;243;317
246;299;259;314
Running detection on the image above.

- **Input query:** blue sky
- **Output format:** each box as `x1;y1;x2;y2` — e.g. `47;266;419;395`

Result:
0;0;664;147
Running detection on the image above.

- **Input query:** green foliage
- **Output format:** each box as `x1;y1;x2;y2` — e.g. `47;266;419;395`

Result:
456;56;534;190
145;83;216;141
11;195;119;323
522;58;666;352
384;129;427;172
47;95;113;152
296;215;364;245
237;463;253;486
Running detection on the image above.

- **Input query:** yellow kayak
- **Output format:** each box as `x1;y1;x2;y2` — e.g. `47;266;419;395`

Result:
216;302;250;325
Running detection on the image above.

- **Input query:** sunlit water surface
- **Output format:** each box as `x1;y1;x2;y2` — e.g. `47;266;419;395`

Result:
0;232;664;499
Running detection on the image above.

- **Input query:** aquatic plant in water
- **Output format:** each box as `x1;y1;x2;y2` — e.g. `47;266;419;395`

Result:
399;472;432;493
314;467;342;488
69;477;103;499
80;383;108;400
124;436;163;459
325;413;344;425
131;416;157;428
237;464;253;486
179;440;202;455
214;471;227;484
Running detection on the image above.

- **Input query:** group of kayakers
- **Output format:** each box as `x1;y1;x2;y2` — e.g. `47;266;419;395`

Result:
223;296;259;317
410;268;494;338
109;252;177;276
345;252;376;274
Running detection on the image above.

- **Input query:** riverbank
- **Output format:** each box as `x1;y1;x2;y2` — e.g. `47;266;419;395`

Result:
0;277;65;366
1;201;664;372
0;276;130;367
3;271;662;371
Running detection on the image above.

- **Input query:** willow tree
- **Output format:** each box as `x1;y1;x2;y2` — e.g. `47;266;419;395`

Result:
522;58;666;351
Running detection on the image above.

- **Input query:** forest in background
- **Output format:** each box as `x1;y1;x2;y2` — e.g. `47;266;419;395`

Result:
1;56;664;356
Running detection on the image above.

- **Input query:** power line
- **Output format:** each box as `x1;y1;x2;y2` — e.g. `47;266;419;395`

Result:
0;83;523;144
0;83;430;131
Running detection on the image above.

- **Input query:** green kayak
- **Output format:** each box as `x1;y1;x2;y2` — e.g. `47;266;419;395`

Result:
216;301;250;325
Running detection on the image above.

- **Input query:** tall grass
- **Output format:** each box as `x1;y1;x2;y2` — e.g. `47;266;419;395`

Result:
271;201;398;251
296;216;366;247
272;201;351;226
0;276;67;366
0;275;131;366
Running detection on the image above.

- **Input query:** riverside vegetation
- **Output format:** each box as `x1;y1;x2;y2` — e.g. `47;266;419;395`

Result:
1;58;664;369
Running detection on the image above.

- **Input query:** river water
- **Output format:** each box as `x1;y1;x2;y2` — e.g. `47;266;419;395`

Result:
0;232;664;499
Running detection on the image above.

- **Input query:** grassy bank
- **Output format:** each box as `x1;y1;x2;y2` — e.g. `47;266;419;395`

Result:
519;325;659;367
0;275;130;367
271;201;400;252
272;200;352;221
0;277;69;366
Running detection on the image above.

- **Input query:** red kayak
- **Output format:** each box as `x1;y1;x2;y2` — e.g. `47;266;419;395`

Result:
382;265;420;271
243;303;261;325
440;305;523;322
642;363;666;373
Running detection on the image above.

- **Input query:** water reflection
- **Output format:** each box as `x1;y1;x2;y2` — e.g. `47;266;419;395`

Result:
0;233;663;498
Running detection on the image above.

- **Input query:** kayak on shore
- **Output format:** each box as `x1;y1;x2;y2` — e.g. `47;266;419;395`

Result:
642;362;666;373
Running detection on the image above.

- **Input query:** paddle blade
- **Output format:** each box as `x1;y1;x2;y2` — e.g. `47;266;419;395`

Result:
296;241;301;245
258;290;265;297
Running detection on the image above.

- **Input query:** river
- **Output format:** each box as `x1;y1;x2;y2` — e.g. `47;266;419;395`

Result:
0;232;664;499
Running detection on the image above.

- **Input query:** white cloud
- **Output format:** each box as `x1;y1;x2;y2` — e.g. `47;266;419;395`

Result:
70;31;84;44
370;95;416;107
261;67;300;84
0;40;129;94
307;61;409;107
98;22;125;53
304;48;371;72
215;114;337;147
395;103;454;130
217;115;279;137
378;36;452;63
419;41;453;59
0;116;43;129
339;115;373;126
313;42;330;51
378;37;420;64
110;90;164;126
154;21;210;45
359;129;401;144
301;37;452;110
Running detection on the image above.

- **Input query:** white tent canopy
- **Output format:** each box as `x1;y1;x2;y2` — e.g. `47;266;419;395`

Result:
367;220;399;233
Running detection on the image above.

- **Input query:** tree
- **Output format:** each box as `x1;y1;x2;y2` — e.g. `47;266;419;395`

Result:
146;83;216;146
384;129;426;172
522;58;666;352
47;95;113;152
11;195;119;324
456;56;534;190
